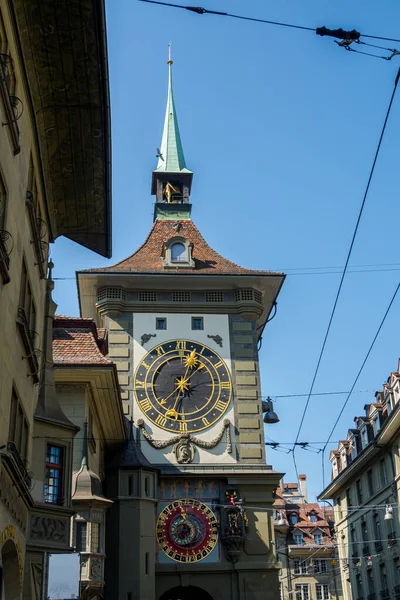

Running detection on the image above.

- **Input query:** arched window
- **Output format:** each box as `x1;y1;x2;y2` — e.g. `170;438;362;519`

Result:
171;243;186;263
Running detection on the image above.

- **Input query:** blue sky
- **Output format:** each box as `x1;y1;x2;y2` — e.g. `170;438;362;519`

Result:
50;0;400;557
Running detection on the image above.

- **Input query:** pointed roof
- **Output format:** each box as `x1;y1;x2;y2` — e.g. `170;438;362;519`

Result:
154;51;191;175
108;420;157;471
81;219;282;276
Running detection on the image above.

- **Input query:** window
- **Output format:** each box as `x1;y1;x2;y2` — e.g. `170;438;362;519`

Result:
191;317;204;330
44;444;64;504
356;574;363;598
367;570;375;596
290;513;298;525
374;515;381;540
314;559;327;574
361;521;368;542
91;522;101;553
294;534;303;545
361;427;369;447
156;318;167;330
356;479;363;504
295;584;309;600
313;533;323;545
380;458;388;487
205;291;224;302
372;415;380;435
171;243;186;262
310;512;317;523
380;564;388;592
145;552;149;575
138;291;157;302
294;559;308;575
19;260;36;332
336;497;342;520
346;488;352;507
8;388;29;461
316;584;329;600
367;469;374;496
76;521;87;552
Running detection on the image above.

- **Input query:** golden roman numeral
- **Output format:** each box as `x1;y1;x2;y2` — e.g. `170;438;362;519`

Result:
139;398;152;412
220;381;230;389
202;417;210;427
199;346;205;355
179;421;188;432
214;360;223;369
156;345;166;357
135;380;145;389
215;400;228;412
142;361;151;370
155;414;167;427
175;340;186;356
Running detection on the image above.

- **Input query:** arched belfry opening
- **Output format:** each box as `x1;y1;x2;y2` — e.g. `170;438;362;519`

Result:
160;586;214;600
1;538;21;600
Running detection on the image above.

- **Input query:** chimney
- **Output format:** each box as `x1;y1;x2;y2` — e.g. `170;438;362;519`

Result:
299;474;308;502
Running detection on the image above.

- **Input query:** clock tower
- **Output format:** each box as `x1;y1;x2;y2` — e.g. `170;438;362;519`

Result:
77;54;285;600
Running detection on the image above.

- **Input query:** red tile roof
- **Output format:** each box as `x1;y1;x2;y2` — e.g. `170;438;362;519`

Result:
53;316;111;365
81;220;283;276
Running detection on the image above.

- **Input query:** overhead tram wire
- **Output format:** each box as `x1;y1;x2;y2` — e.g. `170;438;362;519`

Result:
320;279;400;486
138;0;400;45
292;67;400;467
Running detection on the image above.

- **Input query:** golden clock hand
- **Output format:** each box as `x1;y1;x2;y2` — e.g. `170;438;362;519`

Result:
165;389;183;419
157;385;180;406
184;362;205;382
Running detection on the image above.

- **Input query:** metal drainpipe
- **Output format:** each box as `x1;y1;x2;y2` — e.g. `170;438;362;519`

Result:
40;551;47;600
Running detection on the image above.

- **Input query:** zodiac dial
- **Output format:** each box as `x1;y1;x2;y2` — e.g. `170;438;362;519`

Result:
133;339;232;433
156;498;219;562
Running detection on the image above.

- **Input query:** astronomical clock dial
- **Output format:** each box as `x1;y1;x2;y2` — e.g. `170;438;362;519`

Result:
134;339;232;433
156;499;219;562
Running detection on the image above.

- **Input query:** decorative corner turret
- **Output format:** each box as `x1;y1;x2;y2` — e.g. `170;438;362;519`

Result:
151;45;193;222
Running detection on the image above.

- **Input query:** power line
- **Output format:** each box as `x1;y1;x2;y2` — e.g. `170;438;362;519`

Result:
321;280;400;457
138;0;400;44
293;68;400;452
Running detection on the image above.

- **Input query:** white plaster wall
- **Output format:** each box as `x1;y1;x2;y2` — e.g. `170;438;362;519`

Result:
132;313;237;464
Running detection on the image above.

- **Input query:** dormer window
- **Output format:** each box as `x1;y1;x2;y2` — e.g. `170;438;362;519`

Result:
293;534;303;545
310;512;317;523
171;242;186;262
289;513;298;525
313;533;323;545
163;236;195;268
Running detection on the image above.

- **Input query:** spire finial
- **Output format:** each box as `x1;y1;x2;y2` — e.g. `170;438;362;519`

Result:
81;421;89;468
168;42;173;66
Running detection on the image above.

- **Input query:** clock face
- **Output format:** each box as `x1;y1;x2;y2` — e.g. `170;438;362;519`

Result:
156;498;219;562
134;339;232;433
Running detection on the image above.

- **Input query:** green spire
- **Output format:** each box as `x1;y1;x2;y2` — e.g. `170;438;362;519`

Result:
154;46;192;175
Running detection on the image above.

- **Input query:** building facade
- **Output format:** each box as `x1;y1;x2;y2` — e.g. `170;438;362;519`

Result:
0;1;111;598
52;315;126;599
76;57;286;600
319;361;400;600
274;477;342;600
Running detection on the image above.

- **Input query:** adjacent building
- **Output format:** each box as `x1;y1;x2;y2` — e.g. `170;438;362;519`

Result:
274;477;342;600
319;361;400;600
76;56;286;600
0;1;112;598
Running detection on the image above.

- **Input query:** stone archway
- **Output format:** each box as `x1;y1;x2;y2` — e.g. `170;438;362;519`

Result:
160;586;214;600
1;538;21;600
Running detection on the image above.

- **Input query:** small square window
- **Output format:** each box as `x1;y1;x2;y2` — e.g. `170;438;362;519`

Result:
192;317;203;330
156;318;167;330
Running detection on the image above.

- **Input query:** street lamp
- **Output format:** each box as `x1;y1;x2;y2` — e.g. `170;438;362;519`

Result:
262;397;280;424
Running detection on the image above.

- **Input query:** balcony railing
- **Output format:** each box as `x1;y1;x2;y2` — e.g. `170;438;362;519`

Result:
16;307;40;383
0;54;21;154
0;229;12;284
388;532;398;547
26;191;48;278
380;590;390;600
6;441;32;488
